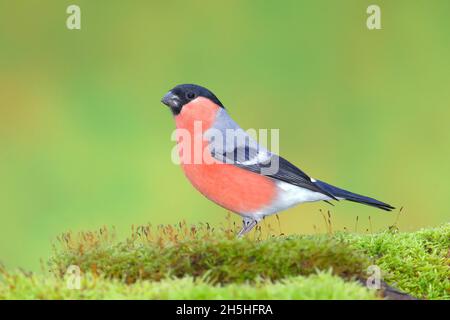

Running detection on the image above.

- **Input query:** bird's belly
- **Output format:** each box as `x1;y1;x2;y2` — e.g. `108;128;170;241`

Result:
249;181;331;219
181;162;277;214
274;181;329;209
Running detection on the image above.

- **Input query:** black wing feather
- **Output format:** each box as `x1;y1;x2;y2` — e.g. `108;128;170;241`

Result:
212;145;338;200
235;155;338;200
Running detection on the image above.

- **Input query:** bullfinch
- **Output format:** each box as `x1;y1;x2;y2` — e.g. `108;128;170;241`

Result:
161;84;394;236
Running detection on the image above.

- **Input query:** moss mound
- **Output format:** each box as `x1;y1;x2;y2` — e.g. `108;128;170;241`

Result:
1;222;448;300
0;271;377;300
50;230;369;285
343;223;450;299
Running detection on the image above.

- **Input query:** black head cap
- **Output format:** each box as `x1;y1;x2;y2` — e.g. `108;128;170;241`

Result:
161;84;225;115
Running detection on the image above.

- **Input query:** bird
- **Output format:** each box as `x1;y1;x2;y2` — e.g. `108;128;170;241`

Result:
161;84;394;236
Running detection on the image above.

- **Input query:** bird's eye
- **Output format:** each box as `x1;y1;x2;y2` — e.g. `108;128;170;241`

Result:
186;92;196;100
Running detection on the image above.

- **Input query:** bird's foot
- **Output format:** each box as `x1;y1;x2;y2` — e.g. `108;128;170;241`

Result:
237;217;258;237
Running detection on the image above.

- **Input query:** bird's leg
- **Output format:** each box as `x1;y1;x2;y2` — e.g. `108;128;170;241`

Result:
237;217;258;237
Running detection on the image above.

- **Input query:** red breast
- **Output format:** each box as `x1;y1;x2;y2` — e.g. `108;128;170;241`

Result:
174;97;277;214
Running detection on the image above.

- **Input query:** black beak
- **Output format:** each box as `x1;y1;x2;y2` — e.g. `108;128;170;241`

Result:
161;91;181;109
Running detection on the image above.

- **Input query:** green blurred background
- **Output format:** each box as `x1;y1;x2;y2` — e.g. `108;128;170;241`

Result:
0;0;449;271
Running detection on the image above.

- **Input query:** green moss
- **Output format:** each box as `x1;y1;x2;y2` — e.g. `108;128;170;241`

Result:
49;224;370;285
342;223;450;299
1;222;448;300
0;271;377;300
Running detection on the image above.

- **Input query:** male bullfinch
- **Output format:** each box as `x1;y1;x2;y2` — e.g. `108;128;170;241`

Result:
161;84;394;236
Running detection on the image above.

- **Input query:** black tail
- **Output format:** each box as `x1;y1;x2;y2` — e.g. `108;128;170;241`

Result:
314;180;394;211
